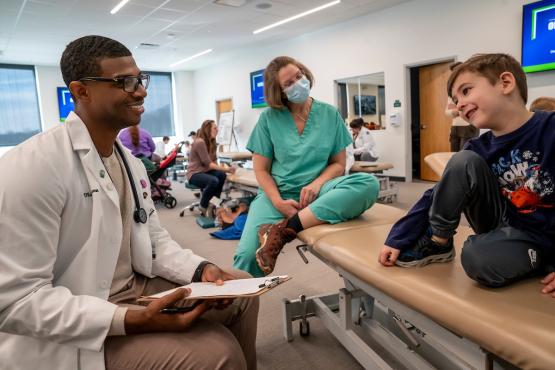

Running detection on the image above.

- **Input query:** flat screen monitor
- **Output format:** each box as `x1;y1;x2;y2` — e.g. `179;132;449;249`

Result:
522;0;555;73
250;69;267;108
57;87;74;122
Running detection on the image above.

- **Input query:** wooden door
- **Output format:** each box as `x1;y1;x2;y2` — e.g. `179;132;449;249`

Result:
419;62;452;181
216;98;233;122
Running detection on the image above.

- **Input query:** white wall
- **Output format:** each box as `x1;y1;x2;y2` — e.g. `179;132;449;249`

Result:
187;0;555;179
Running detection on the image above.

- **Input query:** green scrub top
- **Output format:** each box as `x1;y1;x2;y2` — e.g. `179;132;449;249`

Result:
246;99;352;197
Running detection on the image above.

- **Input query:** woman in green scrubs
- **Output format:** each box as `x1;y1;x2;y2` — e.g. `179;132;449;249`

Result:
233;56;379;277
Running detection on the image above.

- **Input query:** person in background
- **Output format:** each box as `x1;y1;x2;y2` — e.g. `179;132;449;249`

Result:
119;125;160;162
183;140;191;157
446;96;479;151
188;130;197;142
154;135;170;158
233;56;379;277
530;96;555;112
350;117;379;162
187;120;236;218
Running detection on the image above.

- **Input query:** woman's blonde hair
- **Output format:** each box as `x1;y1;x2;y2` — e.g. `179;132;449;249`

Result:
264;56;314;109
197;119;217;158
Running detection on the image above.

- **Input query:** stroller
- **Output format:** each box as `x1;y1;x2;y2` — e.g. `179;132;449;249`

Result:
143;141;185;209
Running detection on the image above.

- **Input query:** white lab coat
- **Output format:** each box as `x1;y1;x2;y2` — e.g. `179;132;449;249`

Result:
0;112;206;370
351;127;378;159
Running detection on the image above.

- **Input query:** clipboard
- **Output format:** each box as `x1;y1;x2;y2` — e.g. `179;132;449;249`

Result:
138;275;291;302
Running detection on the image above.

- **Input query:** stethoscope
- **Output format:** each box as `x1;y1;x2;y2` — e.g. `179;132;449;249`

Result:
113;143;148;224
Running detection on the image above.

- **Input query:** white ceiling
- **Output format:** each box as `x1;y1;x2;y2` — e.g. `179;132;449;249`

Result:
0;0;409;71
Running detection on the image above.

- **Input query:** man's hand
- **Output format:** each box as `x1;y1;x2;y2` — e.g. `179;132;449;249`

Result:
124;288;209;335
201;264;236;285
274;198;300;218
378;245;400;266
540;272;555;297
299;182;322;209
201;264;236;309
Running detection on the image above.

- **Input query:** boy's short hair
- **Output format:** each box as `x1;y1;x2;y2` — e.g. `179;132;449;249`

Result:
264;56;314;109
530;96;555;112
60;35;131;88
447;53;528;103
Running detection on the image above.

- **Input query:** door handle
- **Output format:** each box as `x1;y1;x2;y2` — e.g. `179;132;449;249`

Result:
420;124;427;129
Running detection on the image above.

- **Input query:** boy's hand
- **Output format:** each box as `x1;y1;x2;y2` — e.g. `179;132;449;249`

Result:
540;272;555;297
378;246;400;266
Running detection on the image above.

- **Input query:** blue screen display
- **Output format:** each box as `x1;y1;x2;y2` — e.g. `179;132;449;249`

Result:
57;87;74;121
522;0;555;72
250;69;267;108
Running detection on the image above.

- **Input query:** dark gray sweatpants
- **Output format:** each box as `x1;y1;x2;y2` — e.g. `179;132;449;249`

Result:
429;150;551;287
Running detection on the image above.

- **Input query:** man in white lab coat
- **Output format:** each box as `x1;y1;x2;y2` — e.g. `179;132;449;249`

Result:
0;35;258;370
349;117;379;162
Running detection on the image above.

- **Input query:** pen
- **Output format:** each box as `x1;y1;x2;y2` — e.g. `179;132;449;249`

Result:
160;300;202;314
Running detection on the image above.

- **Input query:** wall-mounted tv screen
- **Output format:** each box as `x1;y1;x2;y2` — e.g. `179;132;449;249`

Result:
57;87;74;121
250;69;267;108
522;0;555;73
354;95;376;115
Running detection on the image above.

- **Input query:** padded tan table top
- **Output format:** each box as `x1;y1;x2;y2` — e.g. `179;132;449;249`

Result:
218;151;253;161
424;152;455;177
297;204;405;246
227;168;258;188
313;224;555;370
350;161;393;173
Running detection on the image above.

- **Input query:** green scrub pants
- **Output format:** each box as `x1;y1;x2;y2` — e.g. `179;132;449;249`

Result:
233;172;380;277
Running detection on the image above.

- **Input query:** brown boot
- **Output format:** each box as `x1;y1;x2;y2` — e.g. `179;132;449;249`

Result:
255;219;297;275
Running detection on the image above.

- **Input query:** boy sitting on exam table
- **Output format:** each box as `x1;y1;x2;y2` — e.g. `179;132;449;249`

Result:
379;53;555;295
0;35;258;370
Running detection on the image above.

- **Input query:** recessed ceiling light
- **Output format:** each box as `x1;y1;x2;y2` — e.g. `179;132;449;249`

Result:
253;0;341;34
110;0;130;15
213;0;248;7
170;49;213;68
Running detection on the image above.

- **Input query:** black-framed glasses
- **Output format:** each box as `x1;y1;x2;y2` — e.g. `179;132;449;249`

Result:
78;74;150;93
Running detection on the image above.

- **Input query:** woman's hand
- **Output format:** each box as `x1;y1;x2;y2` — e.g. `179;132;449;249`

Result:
299;182;322;209
274;198;300;218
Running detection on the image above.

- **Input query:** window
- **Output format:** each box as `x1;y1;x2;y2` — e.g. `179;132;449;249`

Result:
0;64;41;146
140;72;174;137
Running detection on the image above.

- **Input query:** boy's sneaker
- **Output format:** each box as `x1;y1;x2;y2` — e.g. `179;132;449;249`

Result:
255;220;297;275
395;234;455;267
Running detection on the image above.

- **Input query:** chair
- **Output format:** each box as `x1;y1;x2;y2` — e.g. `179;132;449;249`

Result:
179;181;202;217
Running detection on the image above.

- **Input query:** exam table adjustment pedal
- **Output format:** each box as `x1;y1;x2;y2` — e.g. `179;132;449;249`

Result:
296;245;309;264
299;294;310;337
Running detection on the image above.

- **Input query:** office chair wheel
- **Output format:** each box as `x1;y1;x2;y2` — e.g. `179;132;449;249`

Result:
179;210;185;217
164;196;177;209
299;321;310;337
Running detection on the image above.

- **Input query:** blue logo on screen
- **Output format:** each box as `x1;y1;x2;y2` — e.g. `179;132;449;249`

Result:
57;87;74;122
250;69;267;108
522;0;555;72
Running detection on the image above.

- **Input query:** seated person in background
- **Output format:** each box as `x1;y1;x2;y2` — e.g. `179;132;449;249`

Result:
183;140;191;158
119;125;161;163
379;53;555;296
154;135;170;158
187;119;236;217
530;96;555;112
233;56;379;277
350;117;379;161
446;96;479;151
0;35;258;370
188;130;197;142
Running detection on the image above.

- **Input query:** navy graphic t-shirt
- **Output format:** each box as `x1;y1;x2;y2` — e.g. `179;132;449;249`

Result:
385;111;555;253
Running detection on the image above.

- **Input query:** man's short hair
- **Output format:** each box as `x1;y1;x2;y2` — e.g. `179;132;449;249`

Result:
163;136;170;141
530;96;555;112
447;53;528;103
263;56;314;109
349;117;364;129
188;131;197;137
60;35;131;87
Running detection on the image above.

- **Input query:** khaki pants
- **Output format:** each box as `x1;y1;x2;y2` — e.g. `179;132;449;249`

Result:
105;270;258;370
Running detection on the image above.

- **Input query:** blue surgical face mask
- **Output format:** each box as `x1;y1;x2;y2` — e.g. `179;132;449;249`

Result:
283;76;311;104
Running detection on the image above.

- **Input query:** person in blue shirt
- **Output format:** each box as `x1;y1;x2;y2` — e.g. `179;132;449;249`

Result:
379;53;555;296
233;56;379;277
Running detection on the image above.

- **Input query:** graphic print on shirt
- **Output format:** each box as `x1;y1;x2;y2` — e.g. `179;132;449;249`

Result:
491;149;554;214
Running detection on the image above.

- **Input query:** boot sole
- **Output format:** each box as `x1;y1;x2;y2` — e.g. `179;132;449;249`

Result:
395;249;455;268
255;227;273;275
